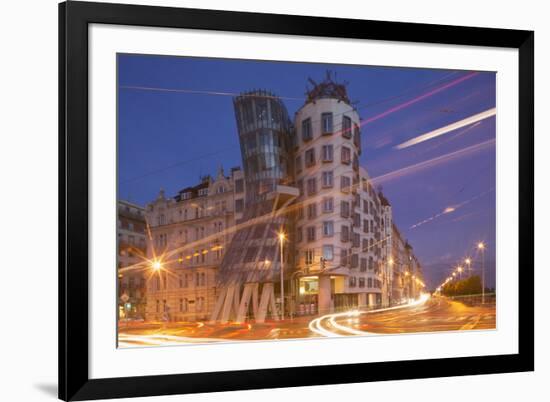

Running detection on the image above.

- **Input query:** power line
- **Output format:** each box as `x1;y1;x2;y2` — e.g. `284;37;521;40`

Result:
120;71;468;186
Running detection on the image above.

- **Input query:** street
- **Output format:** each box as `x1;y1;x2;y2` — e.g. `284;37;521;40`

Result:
118;295;496;347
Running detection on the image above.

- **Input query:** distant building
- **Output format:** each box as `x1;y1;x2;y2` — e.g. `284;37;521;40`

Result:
144;167;244;321
117;200;147;319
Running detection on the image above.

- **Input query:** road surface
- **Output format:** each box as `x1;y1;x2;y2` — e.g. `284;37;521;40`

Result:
118;295;495;347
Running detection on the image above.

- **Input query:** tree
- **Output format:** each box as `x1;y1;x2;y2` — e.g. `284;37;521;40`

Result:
441;275;481;296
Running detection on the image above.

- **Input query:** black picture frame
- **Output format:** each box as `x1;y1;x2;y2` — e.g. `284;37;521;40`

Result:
59;1;534;400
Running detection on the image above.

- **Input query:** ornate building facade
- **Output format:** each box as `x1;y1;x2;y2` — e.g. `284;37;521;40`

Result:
144;167;245;321
117;200;147;319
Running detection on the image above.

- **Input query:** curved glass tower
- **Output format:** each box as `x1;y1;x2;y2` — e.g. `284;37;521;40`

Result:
217;90;295;289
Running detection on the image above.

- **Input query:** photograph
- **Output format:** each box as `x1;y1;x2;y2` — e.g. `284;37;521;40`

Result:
116;54;497;347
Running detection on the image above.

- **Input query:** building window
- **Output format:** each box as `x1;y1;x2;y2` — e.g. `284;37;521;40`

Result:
200;272;206;286
197;297;205;312
302;118;312;142
368;278;373;288
359;277;365;287
341;200;350;218
180;299;187;313
235;179;244;193
156;300;160;313
322;197;334;213
244;246;258;263
350;254;359;268
353;213;361;227
235;199;244;213
297;206;304;220
362;238;368;252
341;249;348;266
360;258;367;272
341;225;350;242
296;179;304;196
349;277;356;287
354;124;361;150
305;249;314;265
307;203;317;219
369;256;374;270
341;176;351;193
321;112;333;134
323;221;334;237
342;116;352;139
323;245;334;261
322;171;333;188
352;233;360;248
296;227;303;243
305;148;316;167
307;177;317;195
322;144;333;162
295;155;302;174
363;219;369;233
306;226;316;242
341;146;351;164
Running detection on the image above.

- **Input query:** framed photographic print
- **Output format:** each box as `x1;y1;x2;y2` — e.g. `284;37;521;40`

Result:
59;1;534;400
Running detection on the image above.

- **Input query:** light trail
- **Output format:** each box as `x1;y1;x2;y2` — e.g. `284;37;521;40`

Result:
308;294;431;337
371;138;495;185
118;333;232;347
395;107;496;149
361;72;478;126
409;188;494;229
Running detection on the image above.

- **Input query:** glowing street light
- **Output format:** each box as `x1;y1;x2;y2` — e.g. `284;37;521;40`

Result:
478;242;486;304
457;266;463;279
152;260;162;272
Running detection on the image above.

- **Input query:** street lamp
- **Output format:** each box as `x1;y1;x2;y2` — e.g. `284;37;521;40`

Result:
478;242;486;304
465;258;472;277
278;231;286;320
387;258;394;307
457;266;463;280
152;260;162;272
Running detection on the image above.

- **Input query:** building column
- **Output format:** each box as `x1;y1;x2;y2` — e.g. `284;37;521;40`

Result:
318;275;332;315
358;293;367;309
368;293;376;307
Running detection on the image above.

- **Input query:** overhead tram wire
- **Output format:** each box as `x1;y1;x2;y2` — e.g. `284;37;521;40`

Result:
121;70;461;129
119;71;473;185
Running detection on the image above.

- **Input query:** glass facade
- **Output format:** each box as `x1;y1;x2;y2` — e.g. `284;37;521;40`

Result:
217;90;295;285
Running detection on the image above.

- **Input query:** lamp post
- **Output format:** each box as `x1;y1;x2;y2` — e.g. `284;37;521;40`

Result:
478;242;485;304
387;258;394;307
278;231;286;320
465;258;472;277
457;266;463;280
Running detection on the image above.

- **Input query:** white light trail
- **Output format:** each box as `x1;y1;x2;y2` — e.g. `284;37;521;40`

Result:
395;108;496;150
309;294;431;337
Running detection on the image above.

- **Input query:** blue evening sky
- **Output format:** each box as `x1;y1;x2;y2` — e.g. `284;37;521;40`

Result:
118;54;496;288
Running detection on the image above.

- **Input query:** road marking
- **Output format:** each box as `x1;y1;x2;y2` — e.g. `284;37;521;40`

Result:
459;315;481;330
